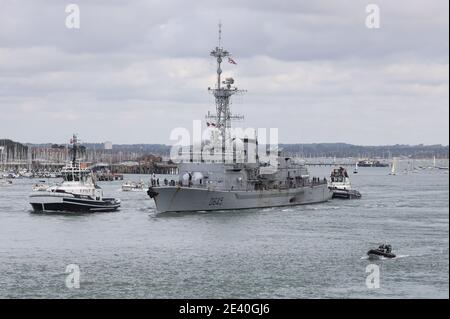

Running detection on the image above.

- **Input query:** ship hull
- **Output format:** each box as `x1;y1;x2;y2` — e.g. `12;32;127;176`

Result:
331;189;362;199
29;193;121;213
148;184;332;213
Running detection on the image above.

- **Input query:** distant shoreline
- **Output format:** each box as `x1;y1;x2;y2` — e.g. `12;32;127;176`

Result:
1;139;448;159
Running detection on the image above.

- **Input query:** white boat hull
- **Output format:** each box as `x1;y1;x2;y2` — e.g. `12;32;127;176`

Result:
29;192;121;213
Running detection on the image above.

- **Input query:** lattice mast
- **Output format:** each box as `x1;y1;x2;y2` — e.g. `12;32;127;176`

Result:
207;22;245;148
69;134;81;165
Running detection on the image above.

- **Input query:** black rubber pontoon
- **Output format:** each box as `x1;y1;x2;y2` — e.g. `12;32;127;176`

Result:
367;244;396;259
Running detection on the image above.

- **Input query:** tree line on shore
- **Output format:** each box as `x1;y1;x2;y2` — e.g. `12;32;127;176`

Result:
1;139;449;160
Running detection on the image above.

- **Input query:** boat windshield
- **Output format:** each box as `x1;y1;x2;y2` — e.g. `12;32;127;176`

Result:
62;169;91;182
331;167;349;182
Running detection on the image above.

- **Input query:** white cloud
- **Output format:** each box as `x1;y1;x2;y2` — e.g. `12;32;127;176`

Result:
0;0;448;145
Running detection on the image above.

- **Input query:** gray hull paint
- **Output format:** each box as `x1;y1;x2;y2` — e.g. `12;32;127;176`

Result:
152;184;333;213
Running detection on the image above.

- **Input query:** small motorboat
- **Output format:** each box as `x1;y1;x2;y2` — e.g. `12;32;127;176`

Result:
0;179;13;186
122;180;146;192
32;180;50;192
367;244;396;259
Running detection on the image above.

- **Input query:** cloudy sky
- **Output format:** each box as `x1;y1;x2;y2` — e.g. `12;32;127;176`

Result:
0;0;448;145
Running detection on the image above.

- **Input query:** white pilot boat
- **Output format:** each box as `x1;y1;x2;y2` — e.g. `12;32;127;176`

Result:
328;167;361;199
29;135;121;213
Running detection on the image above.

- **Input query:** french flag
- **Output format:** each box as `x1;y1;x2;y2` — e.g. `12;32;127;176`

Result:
228;57;237;65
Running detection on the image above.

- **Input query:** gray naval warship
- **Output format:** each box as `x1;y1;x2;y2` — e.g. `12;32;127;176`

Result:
148;26;333;213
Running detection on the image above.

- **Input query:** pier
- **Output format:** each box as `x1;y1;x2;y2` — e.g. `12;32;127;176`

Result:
95;172;124;181
304;162;355;167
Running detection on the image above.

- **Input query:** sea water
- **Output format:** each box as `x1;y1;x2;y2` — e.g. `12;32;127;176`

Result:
0;167;448;298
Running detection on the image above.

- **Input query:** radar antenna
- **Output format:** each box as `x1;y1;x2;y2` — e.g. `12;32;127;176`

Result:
207;23;246;150
218;21;222;48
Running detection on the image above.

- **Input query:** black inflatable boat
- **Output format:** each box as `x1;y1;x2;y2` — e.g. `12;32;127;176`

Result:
367;244;396;259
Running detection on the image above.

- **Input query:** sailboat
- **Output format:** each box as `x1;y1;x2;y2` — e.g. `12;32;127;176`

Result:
353;162;358;174
389;157;397;175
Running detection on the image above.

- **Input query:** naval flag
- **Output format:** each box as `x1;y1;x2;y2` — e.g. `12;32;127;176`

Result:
228;57;237;65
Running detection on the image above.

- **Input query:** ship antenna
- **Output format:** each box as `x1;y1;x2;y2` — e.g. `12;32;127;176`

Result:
218;21;222;48
71;134;78;166
208;23;246;156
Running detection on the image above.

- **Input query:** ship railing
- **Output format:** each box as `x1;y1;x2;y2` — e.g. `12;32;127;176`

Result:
154;177;328;190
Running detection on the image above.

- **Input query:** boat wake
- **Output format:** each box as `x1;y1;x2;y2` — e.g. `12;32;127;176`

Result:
360;254;409;260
